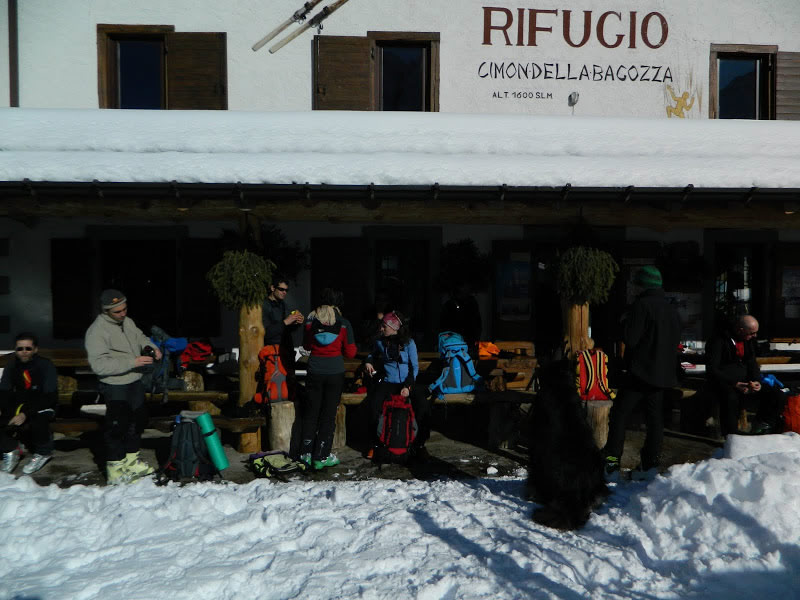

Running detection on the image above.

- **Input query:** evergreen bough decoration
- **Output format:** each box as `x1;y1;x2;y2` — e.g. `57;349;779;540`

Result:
206;250;275;309
555;246;619;304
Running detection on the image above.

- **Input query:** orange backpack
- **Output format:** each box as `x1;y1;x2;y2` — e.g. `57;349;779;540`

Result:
575;348;616;401
253;344;289;404
783;394;800;434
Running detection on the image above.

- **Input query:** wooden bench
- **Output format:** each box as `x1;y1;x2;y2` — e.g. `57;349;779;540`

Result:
51;414;266;435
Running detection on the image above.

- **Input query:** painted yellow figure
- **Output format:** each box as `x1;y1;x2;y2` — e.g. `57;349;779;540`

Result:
666;85;695;118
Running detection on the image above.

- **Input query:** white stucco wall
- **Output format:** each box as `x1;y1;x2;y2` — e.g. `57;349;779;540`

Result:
11;0;800;116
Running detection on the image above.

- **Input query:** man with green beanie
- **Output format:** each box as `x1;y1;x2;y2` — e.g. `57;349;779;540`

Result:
603;266;682;479
85;289;161;484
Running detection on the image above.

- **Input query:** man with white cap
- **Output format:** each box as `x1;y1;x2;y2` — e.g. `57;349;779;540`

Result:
85;289;161;484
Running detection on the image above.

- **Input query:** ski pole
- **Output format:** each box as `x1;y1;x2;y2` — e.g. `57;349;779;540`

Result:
269;0;352;54
252;0;326;52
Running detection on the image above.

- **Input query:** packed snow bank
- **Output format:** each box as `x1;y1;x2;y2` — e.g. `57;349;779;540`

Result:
2;433;800;599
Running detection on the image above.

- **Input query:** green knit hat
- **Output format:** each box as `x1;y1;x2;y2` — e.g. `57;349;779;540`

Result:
634;266;662;289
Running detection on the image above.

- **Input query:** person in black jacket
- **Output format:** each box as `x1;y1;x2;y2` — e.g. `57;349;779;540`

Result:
705;315;765;436
603;266;682;476
263;275;304;389
0;332;58;474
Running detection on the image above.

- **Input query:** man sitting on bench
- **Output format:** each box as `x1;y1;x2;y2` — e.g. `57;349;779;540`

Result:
0;332;58;474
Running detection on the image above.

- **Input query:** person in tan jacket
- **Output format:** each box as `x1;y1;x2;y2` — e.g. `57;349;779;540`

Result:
85;289;161;484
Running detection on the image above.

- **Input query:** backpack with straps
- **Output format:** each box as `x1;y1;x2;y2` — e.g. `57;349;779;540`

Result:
247;450;308;479
575;348;616;401
254;344;289;404
429;331;481;398
376;394;418;463
161;417;218;481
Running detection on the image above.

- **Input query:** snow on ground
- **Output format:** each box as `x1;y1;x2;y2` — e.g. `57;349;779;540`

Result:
2;433;800;600
2;108;800;189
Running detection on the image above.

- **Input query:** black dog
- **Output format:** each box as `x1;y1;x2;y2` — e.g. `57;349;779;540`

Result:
526;359;609;530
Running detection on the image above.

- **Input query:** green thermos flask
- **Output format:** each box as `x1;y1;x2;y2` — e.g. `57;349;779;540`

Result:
195;412;229;471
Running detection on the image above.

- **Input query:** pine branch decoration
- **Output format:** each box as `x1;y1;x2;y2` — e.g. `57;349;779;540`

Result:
206;250;275;310
555;246;619;305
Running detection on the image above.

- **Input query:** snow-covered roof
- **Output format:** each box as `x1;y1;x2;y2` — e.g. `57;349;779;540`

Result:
2;108;800;190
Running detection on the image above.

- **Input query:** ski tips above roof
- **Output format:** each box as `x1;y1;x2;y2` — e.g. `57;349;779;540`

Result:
2;108;800;189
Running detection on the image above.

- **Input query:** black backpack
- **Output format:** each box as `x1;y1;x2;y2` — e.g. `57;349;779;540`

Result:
376;394;418;463
161;418;218;481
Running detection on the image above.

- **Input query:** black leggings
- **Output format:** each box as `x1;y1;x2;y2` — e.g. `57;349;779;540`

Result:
301;372;345;461
0;398;55;455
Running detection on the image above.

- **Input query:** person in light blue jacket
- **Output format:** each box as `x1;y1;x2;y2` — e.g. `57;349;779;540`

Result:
364;312;431;461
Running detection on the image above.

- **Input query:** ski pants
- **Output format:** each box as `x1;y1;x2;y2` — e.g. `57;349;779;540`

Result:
604;374;665;470
0;396;55;455
301;372;345;461
101;380;147;461
368;381;432;449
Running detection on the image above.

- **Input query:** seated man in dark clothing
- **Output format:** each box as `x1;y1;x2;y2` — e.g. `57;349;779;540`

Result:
0;332;58;474
705;314;770;436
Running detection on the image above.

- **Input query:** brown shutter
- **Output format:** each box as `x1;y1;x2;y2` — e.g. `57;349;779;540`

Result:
776;51;800;120
166;32;227;109
313;36;374;110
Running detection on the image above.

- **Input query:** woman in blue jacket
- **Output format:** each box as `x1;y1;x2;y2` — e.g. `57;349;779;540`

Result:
364;312;431;460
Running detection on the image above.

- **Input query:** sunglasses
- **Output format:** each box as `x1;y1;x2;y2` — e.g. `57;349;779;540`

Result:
275;286;289;292
16;346;34;352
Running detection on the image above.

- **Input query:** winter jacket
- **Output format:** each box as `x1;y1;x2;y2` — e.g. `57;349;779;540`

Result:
367;338;419;386
622;288;682;388
303;316;358;375
0;354;58;415
264;297;290;346
85;313;151;385
705;329;760;390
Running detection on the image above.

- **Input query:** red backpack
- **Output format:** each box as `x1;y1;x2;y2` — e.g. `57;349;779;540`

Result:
376;394;418;462
253;344;289;404
783;394;800;434
575;349;616;401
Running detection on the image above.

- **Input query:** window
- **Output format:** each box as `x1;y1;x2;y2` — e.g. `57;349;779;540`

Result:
717;53;773;120
377;43;430;111
313;32;439;111
51;234;222;340
97;25;227;110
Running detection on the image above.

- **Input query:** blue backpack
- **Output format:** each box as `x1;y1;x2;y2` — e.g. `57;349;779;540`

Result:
429;331;481;398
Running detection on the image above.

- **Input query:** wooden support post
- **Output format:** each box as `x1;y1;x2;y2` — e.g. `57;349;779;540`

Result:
237;304;265;453
268;401;295;452
333;403;347;450
584;400;613;448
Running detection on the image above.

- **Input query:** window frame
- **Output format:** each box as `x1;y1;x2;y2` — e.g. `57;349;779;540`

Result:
709;43;777;119
97;24;174;109
368;32;440;112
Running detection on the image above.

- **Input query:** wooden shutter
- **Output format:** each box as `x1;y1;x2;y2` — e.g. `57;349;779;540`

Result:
313;36;374;110
166;32;227;109
776;52;800;120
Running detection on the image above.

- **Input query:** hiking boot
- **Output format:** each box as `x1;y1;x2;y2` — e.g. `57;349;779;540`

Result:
1;448;21;473
604;455;620;476
299;453;312;466
22;453;52;475
312;454;340;470
124;452;155;479
365;447;375;460
106;459;134;485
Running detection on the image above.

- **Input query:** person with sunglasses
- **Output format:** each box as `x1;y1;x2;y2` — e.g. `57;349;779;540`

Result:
263;275;304;390
0;332;58;474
